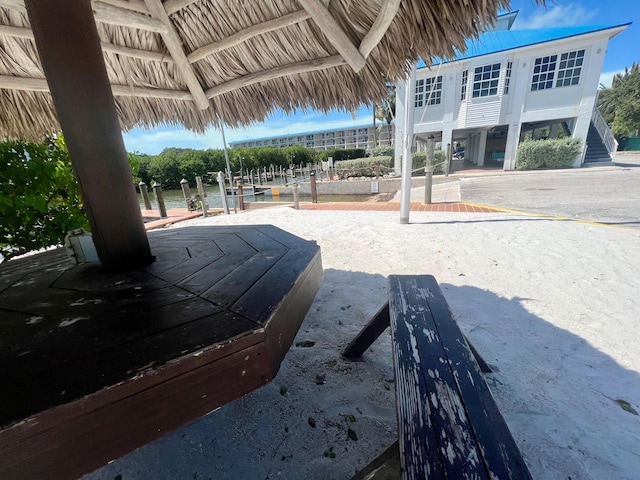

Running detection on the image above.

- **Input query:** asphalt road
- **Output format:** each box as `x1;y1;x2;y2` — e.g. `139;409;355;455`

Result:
459;157;640;227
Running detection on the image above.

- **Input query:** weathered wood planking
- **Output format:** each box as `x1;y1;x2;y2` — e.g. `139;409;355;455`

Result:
388;275;532;480
0;225;323;480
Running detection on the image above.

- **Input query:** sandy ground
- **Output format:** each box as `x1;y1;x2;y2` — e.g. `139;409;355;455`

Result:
83;199;640;480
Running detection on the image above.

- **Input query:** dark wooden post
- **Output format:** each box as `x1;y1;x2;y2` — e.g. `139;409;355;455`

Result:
180;178;193;210
237;182;245;211
24;0;152;271
195;176;208;217
310;172;318;203
425;134;435;205
152;182;168;218
139;181;152;210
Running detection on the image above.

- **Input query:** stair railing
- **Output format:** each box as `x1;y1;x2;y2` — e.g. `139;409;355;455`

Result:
592;93;618;161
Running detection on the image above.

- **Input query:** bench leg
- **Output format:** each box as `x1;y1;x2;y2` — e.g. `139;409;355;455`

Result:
464;335;493;373
349;440;400;480
343;302;390;359
342;300;492;373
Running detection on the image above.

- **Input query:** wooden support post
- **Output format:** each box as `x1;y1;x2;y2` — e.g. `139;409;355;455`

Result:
195;176;208;217
425;134;435;205
180;178;193;210
293;183;300;210
152;181;168;218
310;172;318;204
138;181;152;210
24;0;152;271
236;182;245;211
217;172;230;215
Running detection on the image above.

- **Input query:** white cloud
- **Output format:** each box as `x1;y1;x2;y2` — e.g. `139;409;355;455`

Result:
513;3;598;29
598;69;625;88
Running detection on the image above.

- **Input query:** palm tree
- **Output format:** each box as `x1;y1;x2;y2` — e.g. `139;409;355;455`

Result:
597;62;640;137
374;82;396;145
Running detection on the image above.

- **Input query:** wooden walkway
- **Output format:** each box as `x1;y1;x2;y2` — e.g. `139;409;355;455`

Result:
0;225;322;480
141;208;222;230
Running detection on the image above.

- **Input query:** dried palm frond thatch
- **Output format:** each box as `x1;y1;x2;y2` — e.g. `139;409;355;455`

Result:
0;0;521;140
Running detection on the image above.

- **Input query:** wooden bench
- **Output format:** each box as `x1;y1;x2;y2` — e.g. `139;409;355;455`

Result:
345;275;532;480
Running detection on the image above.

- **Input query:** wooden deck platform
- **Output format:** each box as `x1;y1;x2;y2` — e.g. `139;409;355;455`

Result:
0;225;322;480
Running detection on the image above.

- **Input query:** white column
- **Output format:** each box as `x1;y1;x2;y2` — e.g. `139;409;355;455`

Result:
441;128;453;158
467;134;475;164
400;65;417;224
394;79;407;175
504;121;522;170
477;130;488;167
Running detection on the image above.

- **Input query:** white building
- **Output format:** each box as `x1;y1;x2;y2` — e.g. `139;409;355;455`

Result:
394;13;629;171
229;123;394;152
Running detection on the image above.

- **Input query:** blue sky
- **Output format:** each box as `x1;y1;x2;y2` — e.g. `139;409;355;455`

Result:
124;0;639;154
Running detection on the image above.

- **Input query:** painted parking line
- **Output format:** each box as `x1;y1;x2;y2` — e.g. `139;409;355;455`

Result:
460;202;638;230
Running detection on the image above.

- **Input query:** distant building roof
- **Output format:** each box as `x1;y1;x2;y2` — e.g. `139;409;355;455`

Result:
418;22;631;68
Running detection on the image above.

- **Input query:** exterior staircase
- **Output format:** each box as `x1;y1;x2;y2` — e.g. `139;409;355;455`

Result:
584;122;613;164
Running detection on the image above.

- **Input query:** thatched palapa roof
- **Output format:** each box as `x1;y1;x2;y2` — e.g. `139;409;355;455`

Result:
0;0;511;140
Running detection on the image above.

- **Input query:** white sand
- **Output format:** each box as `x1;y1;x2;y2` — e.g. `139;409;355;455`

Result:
86;205;640;480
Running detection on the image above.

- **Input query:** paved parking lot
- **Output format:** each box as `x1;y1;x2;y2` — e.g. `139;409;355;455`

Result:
458;155;640;227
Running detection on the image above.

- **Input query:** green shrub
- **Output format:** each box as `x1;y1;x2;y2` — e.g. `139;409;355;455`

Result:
516;138;581;169
371;145;394;157
409;150;446;174
0;136;89;260
334;156;392;177
317;148;366;162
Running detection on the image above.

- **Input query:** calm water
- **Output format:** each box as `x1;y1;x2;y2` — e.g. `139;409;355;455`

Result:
138;178;370;210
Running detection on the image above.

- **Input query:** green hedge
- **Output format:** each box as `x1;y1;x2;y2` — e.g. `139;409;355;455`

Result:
371;145;394;157
516;138;582;170
411;150;446;174
334;156;392;177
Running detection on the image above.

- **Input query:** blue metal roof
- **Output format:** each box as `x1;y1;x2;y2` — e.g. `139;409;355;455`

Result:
418;22;630;68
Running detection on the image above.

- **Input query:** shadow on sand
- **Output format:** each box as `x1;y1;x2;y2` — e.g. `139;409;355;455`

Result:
85;269;640;480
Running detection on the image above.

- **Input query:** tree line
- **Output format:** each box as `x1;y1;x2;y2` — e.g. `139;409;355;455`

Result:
131;145;366;189
597;62;640;148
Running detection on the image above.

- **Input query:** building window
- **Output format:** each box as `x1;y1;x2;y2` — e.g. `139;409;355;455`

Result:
503;62;513;94
531;49;585;91
472;63;501;97
415;76;443;107
460;70;468;100
556;49;584;87
531;55;557;91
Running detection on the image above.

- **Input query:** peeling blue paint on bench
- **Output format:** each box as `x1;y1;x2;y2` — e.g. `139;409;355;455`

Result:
388;275;532;480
